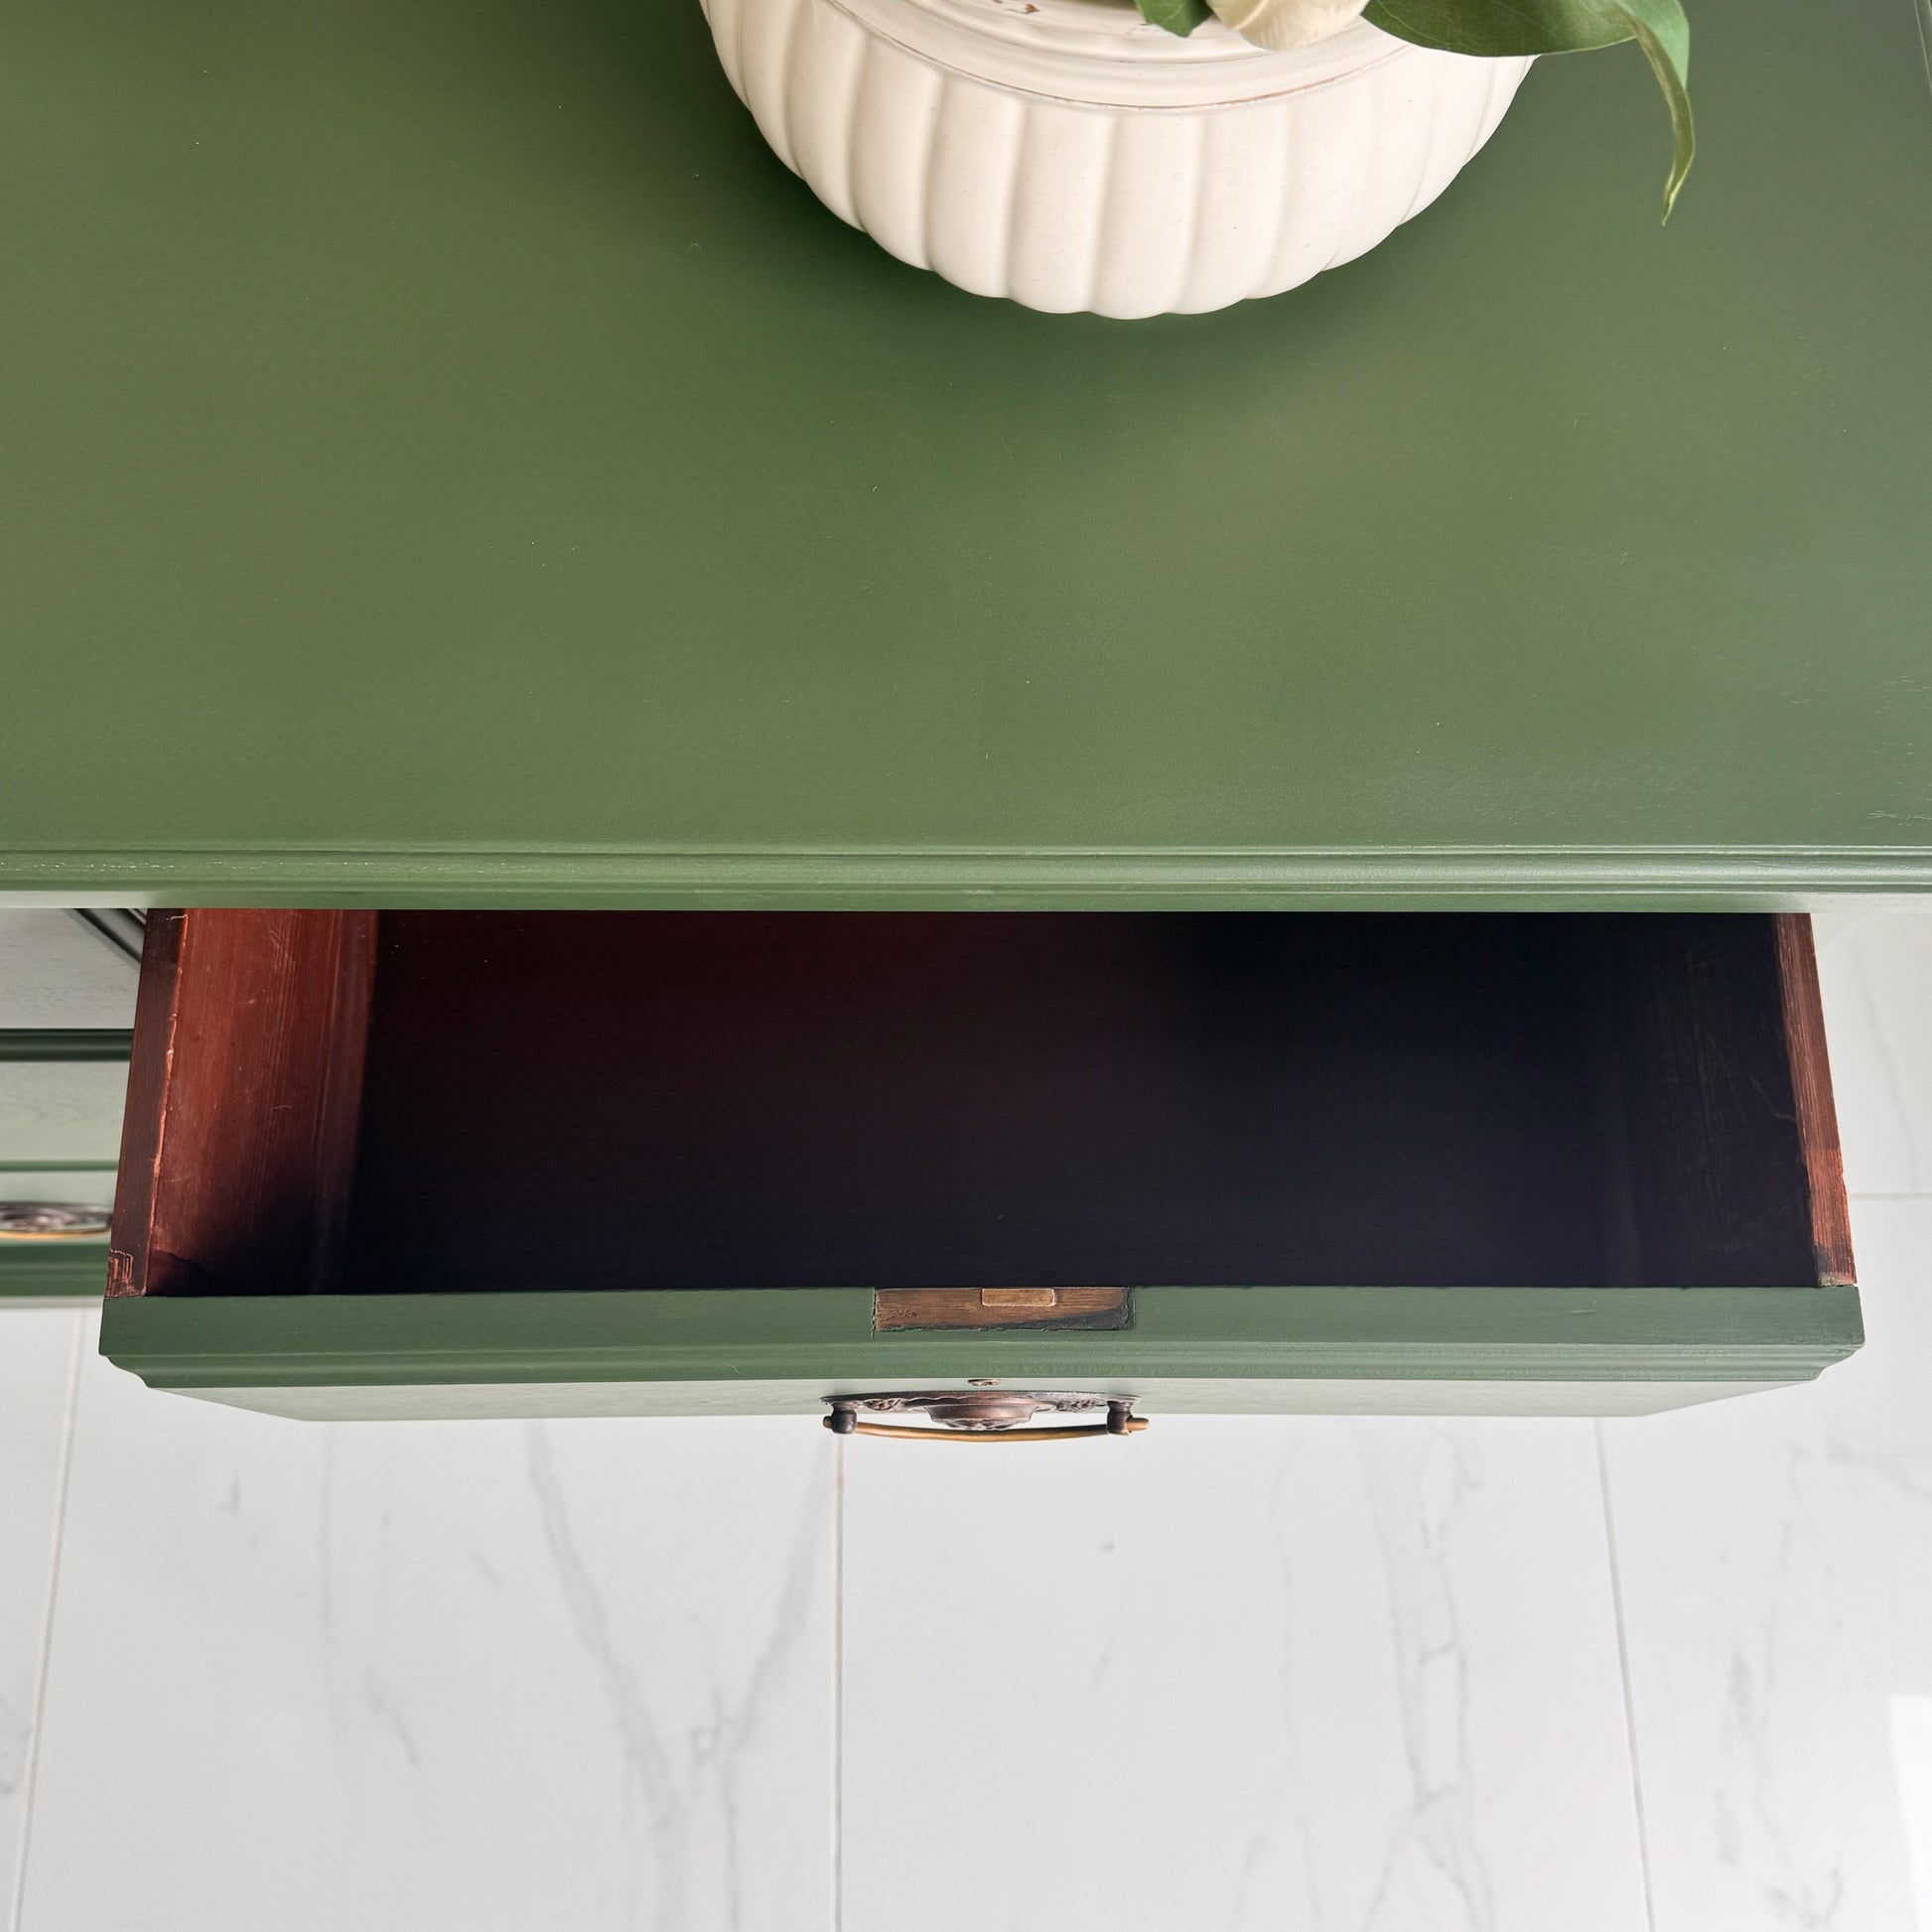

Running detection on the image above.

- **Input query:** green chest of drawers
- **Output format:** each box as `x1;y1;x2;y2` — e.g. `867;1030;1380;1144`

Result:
3;0;1918;1422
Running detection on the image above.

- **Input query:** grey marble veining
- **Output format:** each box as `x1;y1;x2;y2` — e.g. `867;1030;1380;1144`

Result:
1594;913;1932;1932
1351;1429;1499;1932
1601;1200;1932;1932
0;1311;80;1930
5;914;1932;1930
16;1332;834;1932
527;1424;831;1932
840;1415;1644;1932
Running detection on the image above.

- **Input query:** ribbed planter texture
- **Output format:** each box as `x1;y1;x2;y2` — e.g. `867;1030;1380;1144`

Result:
703;0;1530;317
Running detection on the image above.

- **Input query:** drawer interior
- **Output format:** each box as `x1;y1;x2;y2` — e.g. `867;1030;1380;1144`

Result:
110;911;1851;1299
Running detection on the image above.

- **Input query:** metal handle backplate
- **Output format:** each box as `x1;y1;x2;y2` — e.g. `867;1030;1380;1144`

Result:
823;1391;1146;1442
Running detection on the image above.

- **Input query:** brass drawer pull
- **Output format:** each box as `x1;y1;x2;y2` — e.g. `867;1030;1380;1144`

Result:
828;1417;1146;1443
0;1203;112;1241
822;1391;1146;1441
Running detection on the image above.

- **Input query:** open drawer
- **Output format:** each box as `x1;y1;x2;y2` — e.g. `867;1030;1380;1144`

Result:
101;910;1859;1422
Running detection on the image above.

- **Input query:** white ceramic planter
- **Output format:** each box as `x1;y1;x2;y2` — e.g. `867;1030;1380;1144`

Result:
701;0;1530;317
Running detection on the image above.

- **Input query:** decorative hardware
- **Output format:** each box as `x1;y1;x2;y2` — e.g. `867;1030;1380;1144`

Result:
0;1203;113;1240
822;1389;1147;1442
873;1287;1131;1331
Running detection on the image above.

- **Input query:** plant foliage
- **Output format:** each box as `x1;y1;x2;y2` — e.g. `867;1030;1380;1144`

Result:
1135;0;1694;218
1137;0;1215;34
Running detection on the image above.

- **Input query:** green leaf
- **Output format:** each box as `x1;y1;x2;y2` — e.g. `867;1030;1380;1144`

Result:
1621;0;1695;220
1362;0;1694;219
1134;0;1214;34
1363;0;1629;55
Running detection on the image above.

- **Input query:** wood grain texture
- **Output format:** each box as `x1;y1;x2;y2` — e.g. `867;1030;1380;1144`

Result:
873;1288;1131;1331
107;910;185;1299
111;910;376;1298
1774;913;1856;1288
308;911;378;1295
1584;917;1823;1290
109;911;1846;1311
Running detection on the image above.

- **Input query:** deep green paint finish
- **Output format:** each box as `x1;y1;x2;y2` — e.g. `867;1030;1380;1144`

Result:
9;851;1932;912
3;0;1930;907
100;1286;1864;1392
0;1030;134;1062
0;1243;108;1298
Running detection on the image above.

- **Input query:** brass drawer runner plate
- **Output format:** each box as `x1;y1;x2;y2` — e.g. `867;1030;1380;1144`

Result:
873;1287;1132;1332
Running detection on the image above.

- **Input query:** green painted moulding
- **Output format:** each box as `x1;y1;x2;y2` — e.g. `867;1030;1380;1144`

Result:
100;1285;1864;1397
0;1242;109;1300
0;1030;134;1062
4;849;1932;912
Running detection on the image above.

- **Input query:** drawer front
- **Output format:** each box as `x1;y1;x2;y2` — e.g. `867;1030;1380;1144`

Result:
101;910;1859;1419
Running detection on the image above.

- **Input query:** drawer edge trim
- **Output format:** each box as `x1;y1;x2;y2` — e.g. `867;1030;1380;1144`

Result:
98;1285;1864;1393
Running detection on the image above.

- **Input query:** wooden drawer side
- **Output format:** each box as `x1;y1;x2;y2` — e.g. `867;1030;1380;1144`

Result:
109;909;375;1298
1775;912;1855;1289
108;909;1855;1302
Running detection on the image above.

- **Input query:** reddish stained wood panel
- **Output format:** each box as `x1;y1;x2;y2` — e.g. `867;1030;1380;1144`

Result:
107;909;186;1299
873;1287;1131;1330
1773;913;1857;1289
108;910;1855;1307
109;909;377;1298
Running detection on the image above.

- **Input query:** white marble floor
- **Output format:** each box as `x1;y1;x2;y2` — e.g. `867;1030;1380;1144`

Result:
1;912;1930;1932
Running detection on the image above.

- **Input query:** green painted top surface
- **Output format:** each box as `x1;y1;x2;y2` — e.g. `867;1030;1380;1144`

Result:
2;0;1929;907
